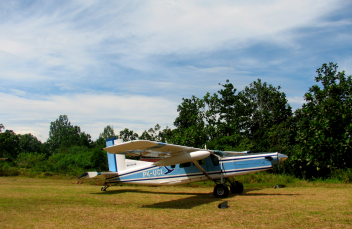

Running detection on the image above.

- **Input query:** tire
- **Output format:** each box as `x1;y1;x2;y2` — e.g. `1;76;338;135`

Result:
214;184;229;198
230;181;243;194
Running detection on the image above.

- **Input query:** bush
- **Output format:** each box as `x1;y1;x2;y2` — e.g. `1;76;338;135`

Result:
16;152;46;169
46;146;93;175
0;162;20;176
331;168;352;183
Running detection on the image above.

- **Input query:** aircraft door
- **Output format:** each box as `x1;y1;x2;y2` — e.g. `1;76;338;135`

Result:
205;154;221;173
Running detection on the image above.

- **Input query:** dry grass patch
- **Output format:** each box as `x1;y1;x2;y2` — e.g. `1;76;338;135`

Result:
0;177;351;228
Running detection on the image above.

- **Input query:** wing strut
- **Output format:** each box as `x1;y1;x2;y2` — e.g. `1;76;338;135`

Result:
192;161;212;181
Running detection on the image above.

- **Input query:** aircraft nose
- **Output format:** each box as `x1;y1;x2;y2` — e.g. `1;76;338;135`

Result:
278;153;288;162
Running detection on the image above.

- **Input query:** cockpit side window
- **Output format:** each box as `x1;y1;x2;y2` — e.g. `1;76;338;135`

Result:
209;154;219;166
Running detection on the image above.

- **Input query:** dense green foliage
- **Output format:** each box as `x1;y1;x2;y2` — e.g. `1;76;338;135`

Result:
0;63;351;182
289;63;352;178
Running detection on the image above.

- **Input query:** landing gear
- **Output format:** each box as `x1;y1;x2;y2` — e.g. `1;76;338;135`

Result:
101;183;109;192
213;179;244;197
214;184;229;198
230;181;244;194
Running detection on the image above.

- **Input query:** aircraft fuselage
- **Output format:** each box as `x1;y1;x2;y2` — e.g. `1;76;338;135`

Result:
105;152;283;185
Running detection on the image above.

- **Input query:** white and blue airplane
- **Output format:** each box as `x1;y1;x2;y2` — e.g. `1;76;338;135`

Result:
80;138;288;198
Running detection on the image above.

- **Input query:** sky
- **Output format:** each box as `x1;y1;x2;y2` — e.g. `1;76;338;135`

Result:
1;0;351;142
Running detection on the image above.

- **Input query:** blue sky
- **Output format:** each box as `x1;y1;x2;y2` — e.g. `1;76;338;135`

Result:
1;0;351;141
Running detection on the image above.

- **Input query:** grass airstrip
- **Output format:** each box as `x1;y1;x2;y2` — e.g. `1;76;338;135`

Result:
0;176;351;228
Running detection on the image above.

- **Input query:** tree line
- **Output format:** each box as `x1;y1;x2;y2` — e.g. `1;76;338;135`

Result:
1;63;351;181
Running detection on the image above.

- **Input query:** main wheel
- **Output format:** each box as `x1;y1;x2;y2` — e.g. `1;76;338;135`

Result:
230;181;243;194
214;184;229;198
101;186;107;192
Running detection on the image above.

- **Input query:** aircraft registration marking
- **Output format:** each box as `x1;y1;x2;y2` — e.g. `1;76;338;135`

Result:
143;168;163;177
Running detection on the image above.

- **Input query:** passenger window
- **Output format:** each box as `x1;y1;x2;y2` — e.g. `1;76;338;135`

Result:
198;159;205;165
210;154;219;166
180;162;191;168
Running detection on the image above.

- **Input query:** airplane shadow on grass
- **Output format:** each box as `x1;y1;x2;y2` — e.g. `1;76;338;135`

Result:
91;188;301;209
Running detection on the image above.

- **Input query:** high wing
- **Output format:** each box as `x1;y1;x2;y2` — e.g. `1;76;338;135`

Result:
104;140;205;158
224;151;248;155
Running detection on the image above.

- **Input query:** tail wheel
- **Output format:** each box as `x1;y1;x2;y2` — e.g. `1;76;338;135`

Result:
214;184;229;198
101;184;109;192
230;181;243;194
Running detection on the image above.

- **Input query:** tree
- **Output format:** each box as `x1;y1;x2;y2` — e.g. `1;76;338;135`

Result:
294;63;352;178
140;124;161;141
217;80;241;137
47;115;91;153
18;134;43;154
204;80;246;150
238;79;292;150
0;128;47;161
172;96;207;147
0;124;4;133
90;145;108;171
158;126;172;143
139;124;172;142
0;130;20;160
99;125;117;140
240;79;292;133
203;92;220;141
119;128;138;142
174;96;205;130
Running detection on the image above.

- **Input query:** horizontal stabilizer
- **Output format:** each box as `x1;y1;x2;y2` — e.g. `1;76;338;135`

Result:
78;171;119;179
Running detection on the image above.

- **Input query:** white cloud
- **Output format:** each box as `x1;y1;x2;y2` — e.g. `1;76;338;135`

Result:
116;0;343;55
0;0;346;80
338;57;352;76
287;96;305;111
0;92;178;141
8;89;26;96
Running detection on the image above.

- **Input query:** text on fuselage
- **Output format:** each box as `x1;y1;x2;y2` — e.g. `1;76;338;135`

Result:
143;169;163;177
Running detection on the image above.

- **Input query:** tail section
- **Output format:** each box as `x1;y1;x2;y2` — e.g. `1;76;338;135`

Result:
106;138;126;172
79;138;125;180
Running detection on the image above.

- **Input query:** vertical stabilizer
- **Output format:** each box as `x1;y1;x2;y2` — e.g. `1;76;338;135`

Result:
106;138;126;172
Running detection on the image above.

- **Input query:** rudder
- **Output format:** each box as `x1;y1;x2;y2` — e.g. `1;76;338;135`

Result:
106;138;126;172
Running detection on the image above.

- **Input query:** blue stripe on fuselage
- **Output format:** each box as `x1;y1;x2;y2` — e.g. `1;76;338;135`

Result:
105;153;276;184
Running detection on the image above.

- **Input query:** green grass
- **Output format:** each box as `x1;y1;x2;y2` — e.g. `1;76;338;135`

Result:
1;177;351;228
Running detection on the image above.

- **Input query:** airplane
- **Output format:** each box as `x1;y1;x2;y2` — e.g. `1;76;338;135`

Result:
79;138;288;198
